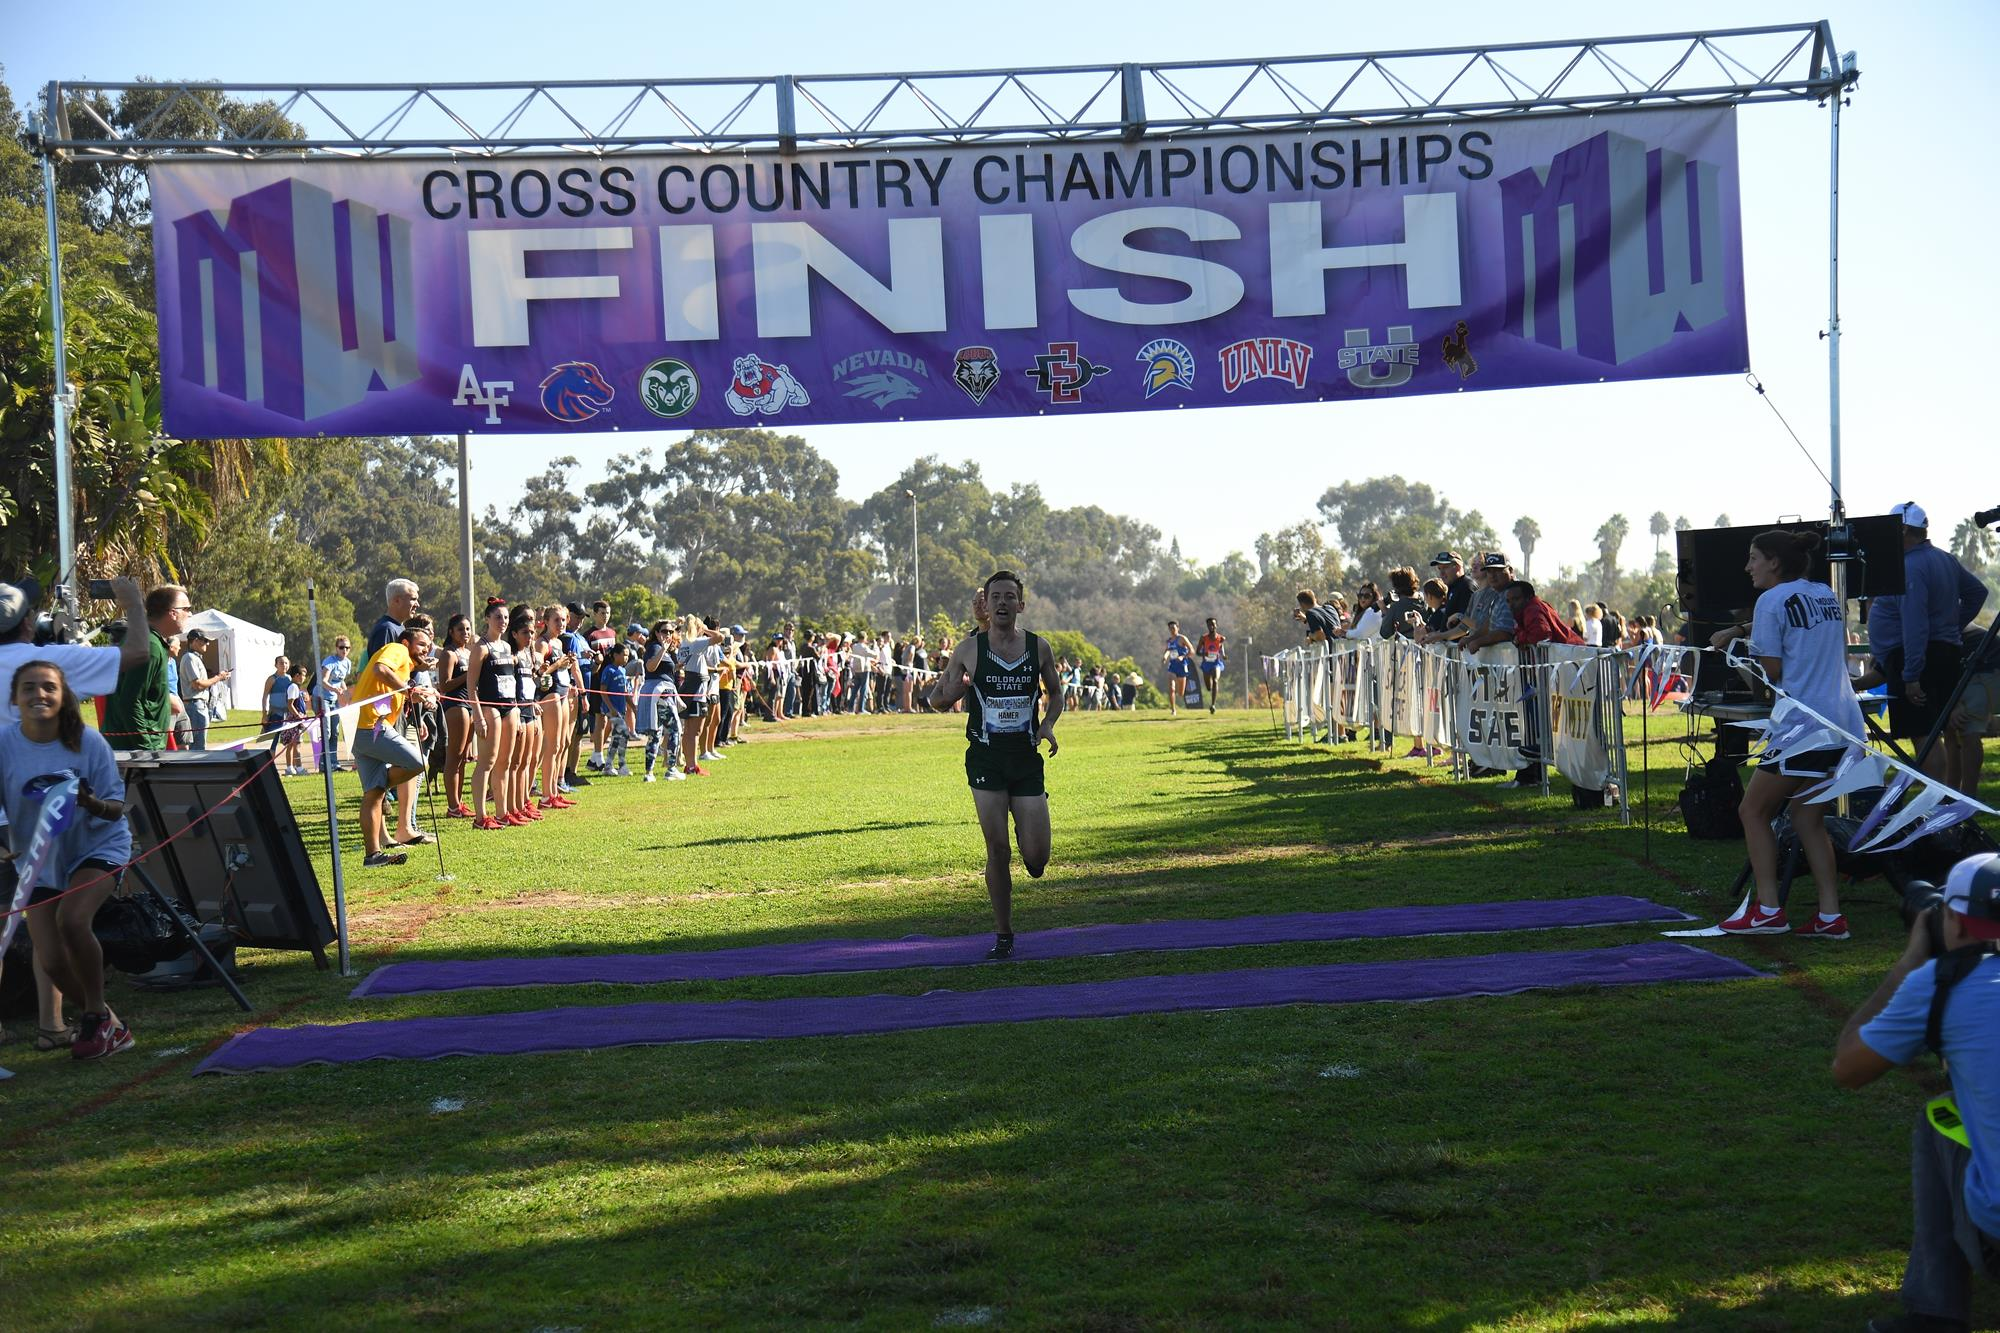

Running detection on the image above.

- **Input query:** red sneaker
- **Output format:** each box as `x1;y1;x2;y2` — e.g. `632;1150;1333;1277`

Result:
1718;903;1789;935
523;805;543;820
474;815;506;830
505;810;532;827
688;764;709;777
555;795;578;808
1794;913;1851;940
72;1013;134;1060
539;797;561;811
446;803;472;819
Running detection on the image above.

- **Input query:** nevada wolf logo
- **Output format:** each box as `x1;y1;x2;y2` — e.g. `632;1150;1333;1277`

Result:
539;361;615;423
725;353;811;417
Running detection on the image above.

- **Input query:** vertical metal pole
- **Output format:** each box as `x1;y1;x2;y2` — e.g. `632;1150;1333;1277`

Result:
457;432;475;619
1243;637;1251;711
1825;58;1847;524
36;107;76;609
308;581;351;975
910;491;921;633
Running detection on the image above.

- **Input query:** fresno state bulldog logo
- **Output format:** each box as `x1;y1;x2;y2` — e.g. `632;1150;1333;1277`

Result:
724;353;811;417
539;361;615;423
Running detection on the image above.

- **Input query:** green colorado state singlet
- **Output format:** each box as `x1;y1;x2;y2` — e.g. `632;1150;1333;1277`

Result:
964;630;1041;749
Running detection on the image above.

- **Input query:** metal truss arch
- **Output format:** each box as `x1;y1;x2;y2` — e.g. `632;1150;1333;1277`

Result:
31;21;1852;163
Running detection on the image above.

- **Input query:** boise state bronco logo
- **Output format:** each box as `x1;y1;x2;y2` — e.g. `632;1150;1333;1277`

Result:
1136;338;1195;398
539;361;615;423
725;353;811;417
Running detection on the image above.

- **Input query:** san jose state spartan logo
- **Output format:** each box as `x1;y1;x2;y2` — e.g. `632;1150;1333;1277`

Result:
1136;338;1194;398
170;177;418;421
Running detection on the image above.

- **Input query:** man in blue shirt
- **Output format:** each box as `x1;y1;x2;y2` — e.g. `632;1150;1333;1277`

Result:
1870;503;1989;780
1837;853;2000;1332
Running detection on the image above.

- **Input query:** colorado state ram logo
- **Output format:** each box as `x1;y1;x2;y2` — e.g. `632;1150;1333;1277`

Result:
724;353;811;417
539;361;616;423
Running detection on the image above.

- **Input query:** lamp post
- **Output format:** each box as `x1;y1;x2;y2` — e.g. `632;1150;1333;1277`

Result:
904;488;920;633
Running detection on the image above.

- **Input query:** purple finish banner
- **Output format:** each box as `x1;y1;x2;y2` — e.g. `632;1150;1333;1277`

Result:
150;107;1745;438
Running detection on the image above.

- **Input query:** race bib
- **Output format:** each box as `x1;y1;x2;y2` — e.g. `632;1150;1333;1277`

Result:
1202;653;1220;664
986;695;1033;733
494;674;517;700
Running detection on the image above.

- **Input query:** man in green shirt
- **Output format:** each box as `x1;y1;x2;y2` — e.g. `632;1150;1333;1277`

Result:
104;585;192;750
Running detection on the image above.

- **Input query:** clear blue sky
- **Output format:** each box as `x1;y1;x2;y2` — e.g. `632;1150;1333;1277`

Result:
9;1;1992;577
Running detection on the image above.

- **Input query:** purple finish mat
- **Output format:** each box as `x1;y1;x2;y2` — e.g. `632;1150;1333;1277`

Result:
350;895;1694;998
202;941;1758;1075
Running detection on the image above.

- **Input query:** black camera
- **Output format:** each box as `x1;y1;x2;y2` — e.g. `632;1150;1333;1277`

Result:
1975;505;2000;530
1902;878;1947;958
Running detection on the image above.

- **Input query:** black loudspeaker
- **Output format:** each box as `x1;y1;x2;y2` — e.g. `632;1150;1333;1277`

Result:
116;750;335;966
1676;514;1906;618
1679;760;1745;839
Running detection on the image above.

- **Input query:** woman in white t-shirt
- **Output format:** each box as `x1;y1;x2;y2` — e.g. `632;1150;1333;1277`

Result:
1715;528;1864;939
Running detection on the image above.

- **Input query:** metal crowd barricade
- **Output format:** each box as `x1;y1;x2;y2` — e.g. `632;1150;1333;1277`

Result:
1264;636;1634;823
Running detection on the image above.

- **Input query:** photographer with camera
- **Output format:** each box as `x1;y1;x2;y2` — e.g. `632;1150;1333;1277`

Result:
1836;854;2000;1333
0;576;150;720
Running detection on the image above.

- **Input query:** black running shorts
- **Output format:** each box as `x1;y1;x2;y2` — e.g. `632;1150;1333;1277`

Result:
965;744;1045;798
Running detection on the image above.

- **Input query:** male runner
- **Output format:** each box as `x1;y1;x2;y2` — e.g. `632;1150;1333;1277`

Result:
928;571;1063;959
1162;620;1195;716
1196;618;1227;715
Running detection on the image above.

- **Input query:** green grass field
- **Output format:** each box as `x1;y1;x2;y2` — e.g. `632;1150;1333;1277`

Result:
1;706;1991;1331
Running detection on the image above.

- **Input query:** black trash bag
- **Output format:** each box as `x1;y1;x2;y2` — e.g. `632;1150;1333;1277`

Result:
93;889;198;973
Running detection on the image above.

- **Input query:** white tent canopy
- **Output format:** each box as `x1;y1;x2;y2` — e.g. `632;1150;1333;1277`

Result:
185;609;285;715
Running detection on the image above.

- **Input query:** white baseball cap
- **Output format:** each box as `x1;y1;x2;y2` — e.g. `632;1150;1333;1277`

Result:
1891;501;1929;530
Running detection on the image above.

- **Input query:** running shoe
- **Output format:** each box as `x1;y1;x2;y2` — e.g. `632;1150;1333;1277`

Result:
688;764;709;777
613;765;632;777
1718;903;1789;935
73;1013;134;1060
986;933;1016;960
539;797;563;811
666;770;687;781
474;815;506;830
523;804;544;820
362;850;409;867
504;811;532;827
642;773;657;784
587;755;607;771
557;780;576;794
549;796;577;809
1795;914;1851;940
446;803;471;819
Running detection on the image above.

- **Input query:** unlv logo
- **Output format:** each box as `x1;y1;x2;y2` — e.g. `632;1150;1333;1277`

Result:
540;361;615;423
1023;342;1110;405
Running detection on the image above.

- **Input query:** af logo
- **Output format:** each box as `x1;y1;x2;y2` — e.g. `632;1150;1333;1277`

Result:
1024;342;1111;405
834;349;929;409
539;361;615;423
1136;338;1195;398
1337;326;1419;390
724;353;811;417
639;358;700;418
453;364;515;425
952;346;1000;405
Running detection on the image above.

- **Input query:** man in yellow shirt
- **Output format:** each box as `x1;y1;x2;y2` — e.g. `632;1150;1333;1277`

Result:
348;618;436;867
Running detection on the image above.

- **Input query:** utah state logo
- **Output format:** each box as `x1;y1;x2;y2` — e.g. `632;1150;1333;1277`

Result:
724;353;811;417
540;361;615;423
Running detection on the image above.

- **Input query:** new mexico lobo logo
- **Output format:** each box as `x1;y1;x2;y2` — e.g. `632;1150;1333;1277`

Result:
953;346;1000;405
1136;338;1195;398
725;353;811;417
540;361;615;423
639;358;700;418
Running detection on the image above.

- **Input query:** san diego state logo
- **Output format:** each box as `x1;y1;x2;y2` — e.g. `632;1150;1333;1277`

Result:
539;361;615;423
724;353;811;417
1024;341;1111;405
1136;338;1195;398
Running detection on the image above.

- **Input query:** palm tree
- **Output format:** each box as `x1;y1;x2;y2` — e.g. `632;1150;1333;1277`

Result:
1649;511;1670;557
1953;517;1997;574
1674;515;1692;533
1594;514;1630;601
1512;516;1541;577
1714;514;1732;529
